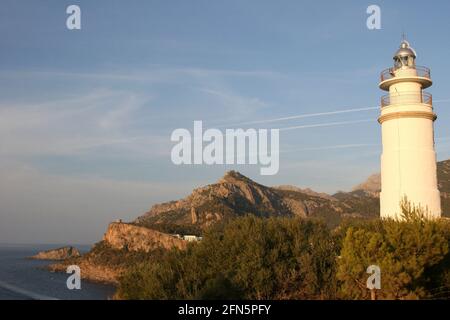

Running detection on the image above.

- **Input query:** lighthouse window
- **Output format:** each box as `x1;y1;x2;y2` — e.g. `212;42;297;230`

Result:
402;57;409;66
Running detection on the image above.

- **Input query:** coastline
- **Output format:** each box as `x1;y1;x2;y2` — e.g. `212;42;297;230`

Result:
0;245;115;300
46;258;121;286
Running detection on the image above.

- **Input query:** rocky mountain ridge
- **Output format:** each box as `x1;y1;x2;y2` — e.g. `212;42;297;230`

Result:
136;159;450;231
135;170;381;232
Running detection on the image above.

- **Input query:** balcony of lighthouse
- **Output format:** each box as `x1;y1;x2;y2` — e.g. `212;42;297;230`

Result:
379;65;432;91
380;91;433;108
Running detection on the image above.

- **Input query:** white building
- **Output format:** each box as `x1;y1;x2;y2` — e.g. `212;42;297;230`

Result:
183;235;202;242
170;234;202;242
378;40;441;219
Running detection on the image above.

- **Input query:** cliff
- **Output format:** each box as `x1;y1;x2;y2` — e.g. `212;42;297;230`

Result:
103;222;187;252
48;223;188;284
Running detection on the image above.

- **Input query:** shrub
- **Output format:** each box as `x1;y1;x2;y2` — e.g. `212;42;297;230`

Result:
337;201;450;299
117;216;337;300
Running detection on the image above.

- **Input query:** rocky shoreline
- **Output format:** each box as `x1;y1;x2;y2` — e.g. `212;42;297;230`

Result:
47;259;120;285
42;222;189;287
30;246;81;260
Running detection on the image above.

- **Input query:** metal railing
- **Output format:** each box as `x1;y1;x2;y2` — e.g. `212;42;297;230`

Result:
381;91;432;108
380;66;431;82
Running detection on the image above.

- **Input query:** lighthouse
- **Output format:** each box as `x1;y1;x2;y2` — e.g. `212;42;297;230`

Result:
379;40;441;219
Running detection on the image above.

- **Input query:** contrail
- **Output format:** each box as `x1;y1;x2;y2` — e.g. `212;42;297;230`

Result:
279;119;374;131
218;98;450;128
197;119;373;142
235;143;379;159
0;280;59;300
280;143;380;153
219;106;379;127
197;119;374;143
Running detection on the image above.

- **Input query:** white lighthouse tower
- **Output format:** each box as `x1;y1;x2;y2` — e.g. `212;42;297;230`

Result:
379;40;441;219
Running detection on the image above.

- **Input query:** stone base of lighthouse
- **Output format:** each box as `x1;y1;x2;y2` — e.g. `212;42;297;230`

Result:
379;110;441;219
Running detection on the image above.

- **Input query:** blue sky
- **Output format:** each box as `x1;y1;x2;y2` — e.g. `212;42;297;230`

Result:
1;0;450;243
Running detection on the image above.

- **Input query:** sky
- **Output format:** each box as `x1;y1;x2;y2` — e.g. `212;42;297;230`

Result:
1;0;450;244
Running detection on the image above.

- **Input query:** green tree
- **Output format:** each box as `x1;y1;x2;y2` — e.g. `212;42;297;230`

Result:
337;200;449;299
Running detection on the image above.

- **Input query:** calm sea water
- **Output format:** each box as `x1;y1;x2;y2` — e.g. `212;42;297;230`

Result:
0;244;116;300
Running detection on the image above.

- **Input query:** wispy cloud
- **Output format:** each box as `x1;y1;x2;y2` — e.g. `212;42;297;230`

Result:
200;88;268;118
0;89;168;158
1;66;284;84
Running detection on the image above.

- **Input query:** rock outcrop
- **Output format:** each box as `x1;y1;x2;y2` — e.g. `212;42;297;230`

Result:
48;259;121;285
47;223;189;285
103;222;187;252
31;246;81;260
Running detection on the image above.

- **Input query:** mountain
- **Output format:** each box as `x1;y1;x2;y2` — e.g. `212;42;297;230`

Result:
136;159;450;231
135;170;380;233
274;185;336;201
352;173;381;195
135;171;298;232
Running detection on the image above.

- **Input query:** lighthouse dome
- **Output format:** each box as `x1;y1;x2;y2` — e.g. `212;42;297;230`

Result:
393;40;417;69
394;40;417;59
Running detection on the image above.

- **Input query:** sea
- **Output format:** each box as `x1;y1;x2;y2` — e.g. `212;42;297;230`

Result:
0;244;116;300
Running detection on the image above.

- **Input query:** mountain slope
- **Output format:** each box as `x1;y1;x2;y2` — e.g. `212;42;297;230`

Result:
135;171;379;232
136;159;450;231
135;171;298;231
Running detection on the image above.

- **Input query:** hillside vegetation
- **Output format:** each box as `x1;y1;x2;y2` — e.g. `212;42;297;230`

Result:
117;202;450;300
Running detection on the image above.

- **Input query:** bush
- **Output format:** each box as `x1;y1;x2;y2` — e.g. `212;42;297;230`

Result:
117;216;338;300
337;201;450;299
